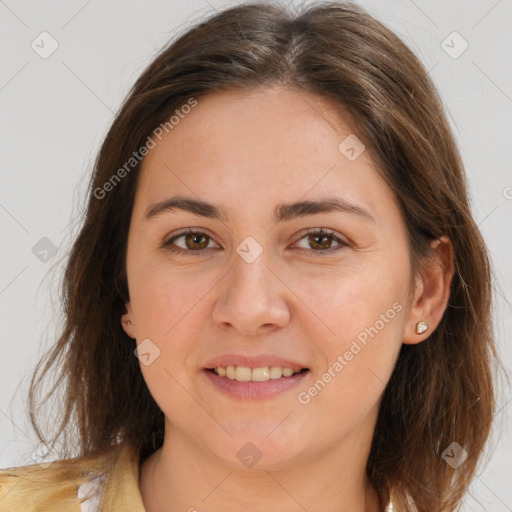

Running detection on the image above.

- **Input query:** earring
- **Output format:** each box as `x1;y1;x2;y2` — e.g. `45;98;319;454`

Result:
415;320;428;334
124;320;132;325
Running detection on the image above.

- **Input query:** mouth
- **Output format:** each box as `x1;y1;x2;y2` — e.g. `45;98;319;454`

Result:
205;366;310;381
202;366;311;400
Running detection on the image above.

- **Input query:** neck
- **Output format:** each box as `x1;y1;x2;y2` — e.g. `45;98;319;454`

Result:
139;423;383;512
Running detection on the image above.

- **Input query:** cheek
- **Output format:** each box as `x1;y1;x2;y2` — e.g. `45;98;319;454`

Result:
131;268;211;418
295;292;405;436
290;259;407;338
129;265;212;390
290;262;406;401
130;261;214;334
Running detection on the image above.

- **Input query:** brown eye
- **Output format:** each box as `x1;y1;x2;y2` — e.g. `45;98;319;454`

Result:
163;227;348;257
183;232;210;250
308;233;335;250
294;228;349;255
163;230;218;255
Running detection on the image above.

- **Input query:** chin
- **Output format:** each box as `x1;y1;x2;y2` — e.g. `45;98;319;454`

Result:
209;426;307;470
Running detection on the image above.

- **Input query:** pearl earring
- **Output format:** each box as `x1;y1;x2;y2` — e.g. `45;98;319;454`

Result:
415;321;428;334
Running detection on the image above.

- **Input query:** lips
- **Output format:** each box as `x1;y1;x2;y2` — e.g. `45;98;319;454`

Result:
203;354;309;370
203;365;310;400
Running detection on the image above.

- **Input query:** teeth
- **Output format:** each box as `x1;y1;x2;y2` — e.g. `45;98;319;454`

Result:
213;365;303;381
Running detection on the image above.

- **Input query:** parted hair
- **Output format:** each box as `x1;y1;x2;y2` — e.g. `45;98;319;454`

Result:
2;1;500;511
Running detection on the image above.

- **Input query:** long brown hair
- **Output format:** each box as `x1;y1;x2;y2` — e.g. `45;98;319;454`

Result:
10;1;501;510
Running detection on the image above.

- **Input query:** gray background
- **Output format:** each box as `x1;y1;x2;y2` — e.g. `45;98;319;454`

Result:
1;0;511;510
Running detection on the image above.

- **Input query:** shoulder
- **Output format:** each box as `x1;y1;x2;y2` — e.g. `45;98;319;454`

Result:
0;454;107;512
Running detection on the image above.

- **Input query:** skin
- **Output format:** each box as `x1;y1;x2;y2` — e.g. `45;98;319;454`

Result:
121;85;454;512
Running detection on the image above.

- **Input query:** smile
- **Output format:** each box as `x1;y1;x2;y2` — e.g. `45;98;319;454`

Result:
210;365;305;381
203;366;310;400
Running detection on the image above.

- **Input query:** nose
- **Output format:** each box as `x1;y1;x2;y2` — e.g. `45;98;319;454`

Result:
212;249;290;336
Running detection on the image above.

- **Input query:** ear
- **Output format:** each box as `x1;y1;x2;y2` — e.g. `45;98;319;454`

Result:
403;236;454;345
121;302;137;339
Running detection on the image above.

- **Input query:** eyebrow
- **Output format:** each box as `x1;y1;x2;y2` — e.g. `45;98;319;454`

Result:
144;195;375;224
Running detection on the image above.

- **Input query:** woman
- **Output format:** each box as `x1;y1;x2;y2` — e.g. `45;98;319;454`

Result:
0;1;500;511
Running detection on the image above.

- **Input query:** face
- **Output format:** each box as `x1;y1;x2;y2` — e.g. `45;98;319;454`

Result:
122;85;418;469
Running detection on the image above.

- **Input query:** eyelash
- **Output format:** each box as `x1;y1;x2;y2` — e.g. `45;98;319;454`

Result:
162;227;349;257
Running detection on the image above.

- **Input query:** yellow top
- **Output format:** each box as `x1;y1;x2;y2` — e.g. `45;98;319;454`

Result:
0;443;146;511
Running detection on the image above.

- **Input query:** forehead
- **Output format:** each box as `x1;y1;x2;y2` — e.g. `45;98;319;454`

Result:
134;86;399;224
142;85;358;168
